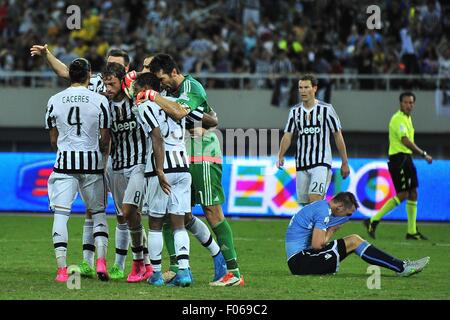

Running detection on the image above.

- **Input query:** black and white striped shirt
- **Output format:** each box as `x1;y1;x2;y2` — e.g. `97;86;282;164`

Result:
45;87;110;174
109;97;148;171
185;106;205;129
137;99;189;176
88;73;106;93
284;100;342;171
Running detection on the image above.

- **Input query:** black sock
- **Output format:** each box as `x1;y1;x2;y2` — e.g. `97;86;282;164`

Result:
355;241;404;272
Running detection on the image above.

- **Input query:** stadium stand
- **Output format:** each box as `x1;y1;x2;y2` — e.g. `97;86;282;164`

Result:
1;0;449;90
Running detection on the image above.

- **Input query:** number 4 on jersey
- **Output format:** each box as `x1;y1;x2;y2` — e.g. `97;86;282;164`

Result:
68;106;82;135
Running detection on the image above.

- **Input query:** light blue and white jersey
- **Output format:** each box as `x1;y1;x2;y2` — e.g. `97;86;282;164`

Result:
285;200;350;260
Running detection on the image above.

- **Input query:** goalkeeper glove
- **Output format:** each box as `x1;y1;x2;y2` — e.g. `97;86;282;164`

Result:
135;89;157;104
122;70;137;99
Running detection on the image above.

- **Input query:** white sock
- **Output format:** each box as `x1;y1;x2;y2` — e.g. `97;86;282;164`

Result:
142;225;151;265
148;230;163;272
187;216;220;256
174;228;190;269
82;219;94;267
115;223;129;270
52;211;69;268
92;212;109;259
129;225;144;261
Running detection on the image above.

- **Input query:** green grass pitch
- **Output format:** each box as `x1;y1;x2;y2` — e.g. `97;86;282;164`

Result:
0;214;449;300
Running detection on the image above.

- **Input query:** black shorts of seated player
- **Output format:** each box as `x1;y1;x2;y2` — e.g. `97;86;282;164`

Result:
102;62;126;82
133;72;161;93
288;239;349;275
69;58;91;84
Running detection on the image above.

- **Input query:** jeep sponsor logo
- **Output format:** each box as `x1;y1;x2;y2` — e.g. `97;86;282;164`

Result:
298;126;321;135
112;120;137;133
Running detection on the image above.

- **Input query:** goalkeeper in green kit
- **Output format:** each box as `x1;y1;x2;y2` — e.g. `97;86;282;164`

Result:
138;53;244;286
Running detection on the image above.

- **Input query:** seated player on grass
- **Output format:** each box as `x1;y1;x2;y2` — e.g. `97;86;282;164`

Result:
285;192;430;276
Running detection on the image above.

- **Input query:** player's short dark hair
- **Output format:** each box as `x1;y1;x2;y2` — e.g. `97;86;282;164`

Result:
399;91;416;102
333;192;359;210
149;53;180;75
133;72;161;93
106;48;130;66
69;58;91;84
299;74;318;87
102;62;126;81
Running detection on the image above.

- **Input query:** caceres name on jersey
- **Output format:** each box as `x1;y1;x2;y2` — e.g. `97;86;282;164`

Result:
136;97;189;177
45;86;110;174
109;97;148;171
284;100;342;171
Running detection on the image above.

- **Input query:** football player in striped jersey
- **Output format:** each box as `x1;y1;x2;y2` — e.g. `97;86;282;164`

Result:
45;58;111;282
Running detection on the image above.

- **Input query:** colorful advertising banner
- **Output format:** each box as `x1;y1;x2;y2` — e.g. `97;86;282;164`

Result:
1;153;449;221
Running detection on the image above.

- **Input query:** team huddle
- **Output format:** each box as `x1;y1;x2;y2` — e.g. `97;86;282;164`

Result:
32;45;243;287
32;42;431;286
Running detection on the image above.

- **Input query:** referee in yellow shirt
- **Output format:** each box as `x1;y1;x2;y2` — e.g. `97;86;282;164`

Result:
364;92;432;240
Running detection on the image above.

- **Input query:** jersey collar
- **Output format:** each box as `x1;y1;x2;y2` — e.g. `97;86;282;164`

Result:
300;99;318;112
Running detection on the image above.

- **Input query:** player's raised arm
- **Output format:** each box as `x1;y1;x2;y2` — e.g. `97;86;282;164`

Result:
30;44;70;79
156;94;190;121
135;90;189;122
202;109;218;129
186;106;218;130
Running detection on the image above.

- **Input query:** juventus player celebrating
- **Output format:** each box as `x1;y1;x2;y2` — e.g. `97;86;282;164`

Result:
30;45;147;280
277;74;350;205
102;62;153;282
133;73;193;287
45;58;111;282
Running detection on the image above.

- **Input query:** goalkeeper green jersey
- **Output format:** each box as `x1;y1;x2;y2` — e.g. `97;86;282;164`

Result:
175;74;212;113
176;74;222;163
187;130;222;164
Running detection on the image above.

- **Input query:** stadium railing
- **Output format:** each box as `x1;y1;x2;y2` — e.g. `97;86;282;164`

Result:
0;71;448;90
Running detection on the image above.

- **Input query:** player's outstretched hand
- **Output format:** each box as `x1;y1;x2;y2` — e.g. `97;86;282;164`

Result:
425;154;433;164
30;44;48;57
157;172;171;195
341;162;350;179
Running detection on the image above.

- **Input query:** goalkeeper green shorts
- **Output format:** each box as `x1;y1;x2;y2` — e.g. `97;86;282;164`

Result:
190;161;225;206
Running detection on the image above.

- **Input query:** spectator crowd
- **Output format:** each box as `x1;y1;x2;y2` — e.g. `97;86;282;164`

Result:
0;0;449;90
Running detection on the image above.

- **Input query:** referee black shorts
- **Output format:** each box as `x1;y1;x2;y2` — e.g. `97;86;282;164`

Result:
287;239;348;275
388;153;418;193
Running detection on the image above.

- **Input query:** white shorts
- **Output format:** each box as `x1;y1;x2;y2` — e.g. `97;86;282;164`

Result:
104;157;113;193
296;166;332;204
143;172;191;218
80;157;111;212
110;164;145;216
48;172;106;213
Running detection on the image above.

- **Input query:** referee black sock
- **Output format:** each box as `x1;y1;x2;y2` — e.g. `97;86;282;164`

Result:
355;241;404;272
